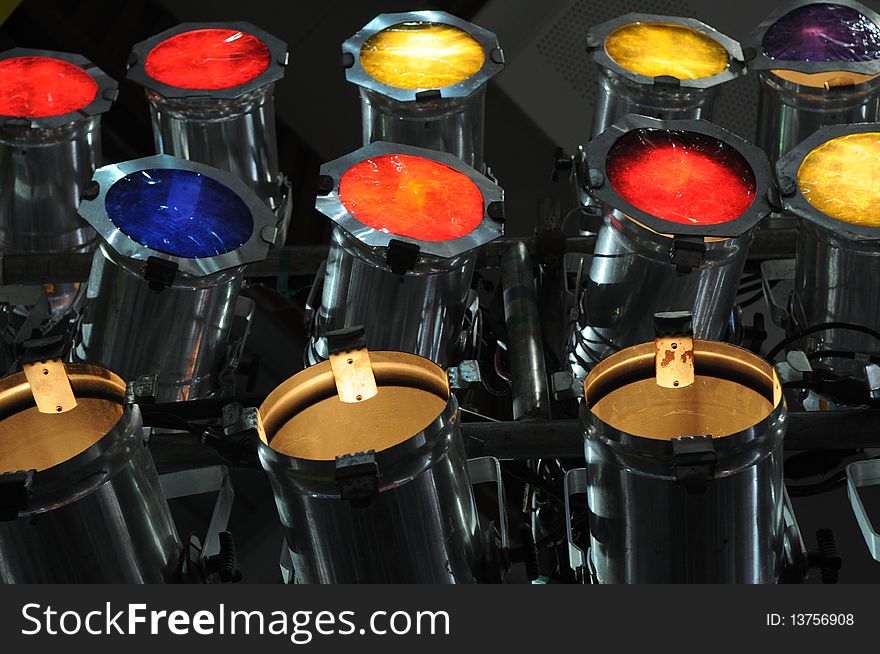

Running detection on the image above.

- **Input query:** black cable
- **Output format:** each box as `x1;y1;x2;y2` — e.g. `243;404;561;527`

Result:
785;472;847;497
765;321;880;360
737;290;765;309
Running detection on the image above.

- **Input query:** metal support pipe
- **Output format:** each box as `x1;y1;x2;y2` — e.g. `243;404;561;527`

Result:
501;242;550;419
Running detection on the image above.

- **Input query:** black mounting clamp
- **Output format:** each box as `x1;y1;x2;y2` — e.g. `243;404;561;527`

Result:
671;435;717;493
335;450;379;508
385;239;421;276
144;256;179;291
0;470;34;521
670;236;706;274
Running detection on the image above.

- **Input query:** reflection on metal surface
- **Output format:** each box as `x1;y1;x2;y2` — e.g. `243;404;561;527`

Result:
262;351;449;460
338;153;484;241
604;22;728;80
796;131;880;226
606;128;756;225
145;28;271;90
21;359;77;415
361;22;484;90
0;55;97;118
762;3;880;62
772;68;880;87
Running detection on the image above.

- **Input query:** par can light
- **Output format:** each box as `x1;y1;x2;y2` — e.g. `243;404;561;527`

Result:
0;49;117;311
308;142;503;368
0;361;181;583
568;115;772;382
746;0;880;164
343;11;504;170
777;123;880;376
579;333;788;583
586;14;744;138
73;155;278;402
257;347;484;583
127;23;292;242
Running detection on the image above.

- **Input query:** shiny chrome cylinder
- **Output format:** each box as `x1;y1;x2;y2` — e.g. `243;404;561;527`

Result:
793;222;880;372
756;71;880;164
147;88;284;216
257;351;481;583
0;119;98;254
343;11;504;171
591;72;718;138
0;363;181;583
75;244;243;402
359;88;486;169
308;227;476;366
581;339;787;583
586;14;744;138
569;213;751;379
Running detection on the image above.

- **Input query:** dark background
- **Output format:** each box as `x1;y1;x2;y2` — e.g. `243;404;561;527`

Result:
1;0;879;583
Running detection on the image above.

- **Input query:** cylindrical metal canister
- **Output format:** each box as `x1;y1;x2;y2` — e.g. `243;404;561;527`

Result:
0;361;181;582
126;23;292;242
307;142;503;368
746;0;880;165
73;154;278;402
586;14;744;139
581;338;787;583
342;11;504;171
257;349;482;583
777;123;880;376
568;115;773;381
0;49;117;311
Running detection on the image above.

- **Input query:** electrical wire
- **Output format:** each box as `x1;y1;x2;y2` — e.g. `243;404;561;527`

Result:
765;321;880;360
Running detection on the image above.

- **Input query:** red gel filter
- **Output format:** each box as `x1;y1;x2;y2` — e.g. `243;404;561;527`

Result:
0;56;98;118
606;129;756;226
339;154;484;242
145;28;271;90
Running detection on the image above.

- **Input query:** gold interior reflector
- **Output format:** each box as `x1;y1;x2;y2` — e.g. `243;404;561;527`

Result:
360;21;485;90
585;340;781;441
796;132;880;227
0;364;125;474
771;69;880;89
260;351;450;460
604;22;729;80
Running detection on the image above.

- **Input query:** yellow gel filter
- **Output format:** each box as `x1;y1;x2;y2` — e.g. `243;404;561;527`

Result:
360;21;485;90
797;132;880;227
604;22;729;80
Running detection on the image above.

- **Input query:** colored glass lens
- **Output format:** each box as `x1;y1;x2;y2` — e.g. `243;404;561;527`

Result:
604;22;729;79
338;154;484;242
105;168;254;258
360;21;485;90
606;129;756;226
145;28;271;90
0;56;98;118
762;3;880;62
797;132;880;226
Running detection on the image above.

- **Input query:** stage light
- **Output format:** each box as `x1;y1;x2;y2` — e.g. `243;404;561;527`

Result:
0;362;180;582
580;332;787;583
258;348;484;583
586;14;744;138
567;115;772;384
746;0;880;164
73;155;278;401
308;142;503;368
127;23;291;242
0;49;116;311
343;12;503;169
